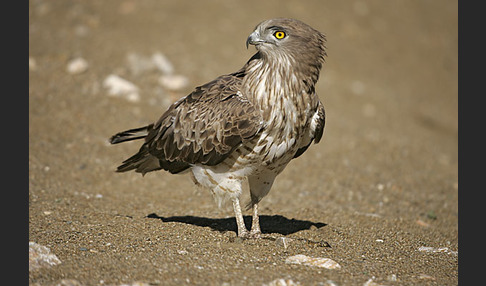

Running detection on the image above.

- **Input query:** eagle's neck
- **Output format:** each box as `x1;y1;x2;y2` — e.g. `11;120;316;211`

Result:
243;53;317;121
242;53;319;144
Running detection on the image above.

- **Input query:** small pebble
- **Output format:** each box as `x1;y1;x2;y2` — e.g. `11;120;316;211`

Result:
285;254;341;270
119;282;151;286
152;52;174;74
66;57;89;74
387;274;397;281
29;242;61;271
29;57;37;71
418;273;435;280
103;74;140;102
418;246;457;255
416;219;430;227
54;279;83;286
275;237;292;249
323;280;338;286
126;52;174;75
363;277;382;286
158;74;189;91
264;278;299;286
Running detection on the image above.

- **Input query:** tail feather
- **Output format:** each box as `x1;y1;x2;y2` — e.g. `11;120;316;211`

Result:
116;147;162;175
110;124;190;175
109;125;151;144
115;145;189;175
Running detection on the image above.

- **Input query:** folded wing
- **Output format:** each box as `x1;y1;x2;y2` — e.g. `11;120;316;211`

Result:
115;71;263;175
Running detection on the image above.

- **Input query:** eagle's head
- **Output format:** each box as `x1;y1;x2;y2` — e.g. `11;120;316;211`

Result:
246;18;327;81
247;18;326;60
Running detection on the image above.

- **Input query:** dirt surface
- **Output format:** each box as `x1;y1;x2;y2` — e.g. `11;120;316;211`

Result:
29;1;458;285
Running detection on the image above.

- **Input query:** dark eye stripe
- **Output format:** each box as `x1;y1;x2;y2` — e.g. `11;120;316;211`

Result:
268;25;286;32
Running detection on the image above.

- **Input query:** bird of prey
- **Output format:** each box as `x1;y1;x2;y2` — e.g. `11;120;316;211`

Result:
110;18;326;238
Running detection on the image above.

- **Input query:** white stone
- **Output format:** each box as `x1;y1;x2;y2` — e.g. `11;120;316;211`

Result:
363;277;382;286
126;52;174;75
66;57;89;74
418;246;457;255
159;74;189;91
152;52;174;74
29;242;61;271
275;237;292;249
264;278;299;286
103;74;140;102
29;57;37;71
285;254;341;270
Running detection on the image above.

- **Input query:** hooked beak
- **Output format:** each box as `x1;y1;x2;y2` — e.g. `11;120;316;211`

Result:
246;31;264;49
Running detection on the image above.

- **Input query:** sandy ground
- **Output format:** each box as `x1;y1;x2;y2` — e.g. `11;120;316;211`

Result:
29;1;458;285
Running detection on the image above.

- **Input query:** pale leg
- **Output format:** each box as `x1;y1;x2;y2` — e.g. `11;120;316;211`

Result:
232;198;249;238
247;172;277;238
250;202;261;238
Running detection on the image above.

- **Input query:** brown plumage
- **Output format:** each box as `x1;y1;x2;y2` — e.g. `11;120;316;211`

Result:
110;18;327;238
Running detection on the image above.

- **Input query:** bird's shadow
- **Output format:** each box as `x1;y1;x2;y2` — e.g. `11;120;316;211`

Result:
146;213;327;236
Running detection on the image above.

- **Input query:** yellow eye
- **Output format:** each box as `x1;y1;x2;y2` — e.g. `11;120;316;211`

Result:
274;31;286;39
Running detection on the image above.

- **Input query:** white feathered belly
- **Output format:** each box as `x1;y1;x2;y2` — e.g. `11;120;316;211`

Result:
191;120;308;207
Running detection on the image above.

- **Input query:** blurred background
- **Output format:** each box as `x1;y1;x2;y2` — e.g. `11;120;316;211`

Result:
29;0;457;214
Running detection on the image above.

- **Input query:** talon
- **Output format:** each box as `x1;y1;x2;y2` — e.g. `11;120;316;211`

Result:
237;230;261;239
249;230;262;239
237;230;250;239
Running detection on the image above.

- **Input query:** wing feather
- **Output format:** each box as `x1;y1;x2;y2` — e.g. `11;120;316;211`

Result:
113;67;262;175
313;101;326;144
142;71;262;173
293;100;325;159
